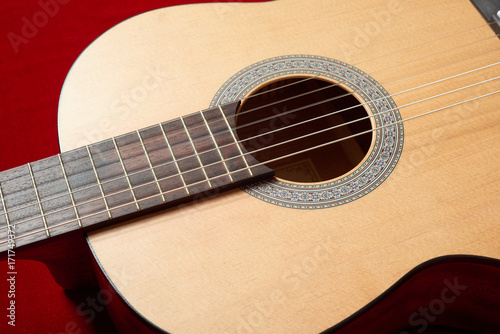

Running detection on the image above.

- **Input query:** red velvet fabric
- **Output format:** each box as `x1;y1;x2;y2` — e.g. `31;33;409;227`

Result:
0;1;262;333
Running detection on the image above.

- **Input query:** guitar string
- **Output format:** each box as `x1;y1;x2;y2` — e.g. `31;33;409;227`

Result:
235;76;500;158
228;34;500;122
94;34;500;173
224;61;500;136
1;56;499;227
44;27;500;203
1;57;498;225
0;3;500;243
1;74;499;236
1;24;499;231
49;23;500;168
204;21;500;111
4;87;500;245
144;32;500;147
0;13;496;215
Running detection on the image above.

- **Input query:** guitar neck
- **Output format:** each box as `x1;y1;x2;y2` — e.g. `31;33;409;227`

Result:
0;102;273;252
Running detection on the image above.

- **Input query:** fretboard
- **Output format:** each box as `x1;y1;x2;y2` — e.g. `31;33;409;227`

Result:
0;102;274;252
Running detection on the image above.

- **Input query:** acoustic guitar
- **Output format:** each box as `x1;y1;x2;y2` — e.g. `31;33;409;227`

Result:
1;0;500;333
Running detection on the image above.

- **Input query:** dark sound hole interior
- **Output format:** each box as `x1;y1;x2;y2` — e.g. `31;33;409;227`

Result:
235;77;373;183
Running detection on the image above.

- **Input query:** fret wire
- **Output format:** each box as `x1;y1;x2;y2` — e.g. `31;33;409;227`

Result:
140;30;497;146
27;163;50;238
180;117;213;189
112;138;140;211
2;126;216;230
0;183;15;248
14;87;495;241
86;145;112;219
3;63;499;232
218;105;253;176
8;135;275;243
2;58;498;224
7;158;245;243
58;154;83;228
5;86;500;244
200;110;234;183
136;130;166;203
7;85;499;237
160;123;190;195
2;71;500;241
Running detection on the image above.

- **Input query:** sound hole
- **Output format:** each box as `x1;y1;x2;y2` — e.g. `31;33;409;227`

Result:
236;77;374;183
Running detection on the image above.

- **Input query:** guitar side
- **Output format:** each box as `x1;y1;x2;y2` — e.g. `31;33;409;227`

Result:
56;0;500;333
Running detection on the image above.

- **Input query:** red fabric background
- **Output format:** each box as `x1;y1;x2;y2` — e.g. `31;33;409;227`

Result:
0;1;264;333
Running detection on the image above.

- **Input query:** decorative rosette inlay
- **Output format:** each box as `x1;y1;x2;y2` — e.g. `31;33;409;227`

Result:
211;55;403;209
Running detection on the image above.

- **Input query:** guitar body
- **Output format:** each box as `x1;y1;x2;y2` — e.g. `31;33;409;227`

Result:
57;0;500;333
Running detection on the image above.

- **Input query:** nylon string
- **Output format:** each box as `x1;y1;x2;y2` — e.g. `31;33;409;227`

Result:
0;21;499;243
2;56;499;228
